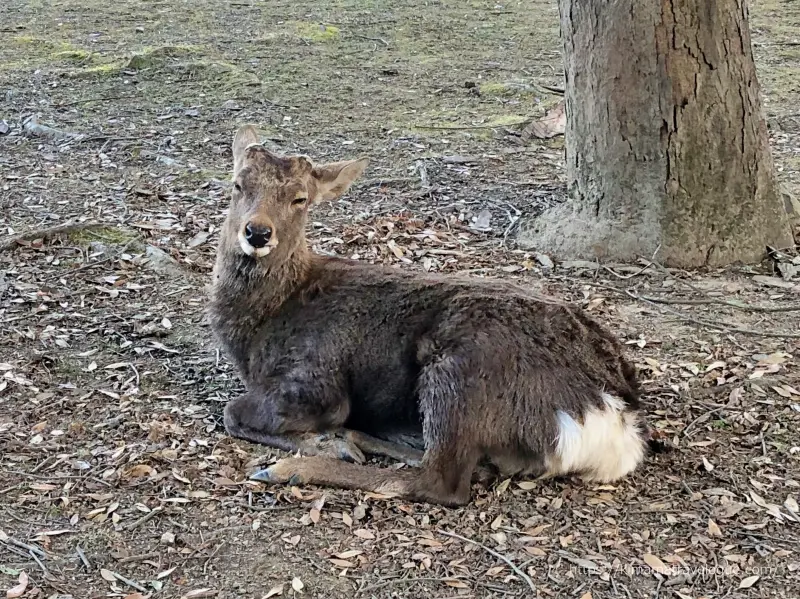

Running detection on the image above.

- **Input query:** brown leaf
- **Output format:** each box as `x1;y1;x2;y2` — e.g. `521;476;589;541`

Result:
445;580;470;589
181;590;216;599
6;571;29;598
522;100;566;140
353;528;375;540
335;550;363;559
707;519;722;537
309;508;320;524
739;575;760;589
579;593;593;599
100;568;117;582
261;586;283;599
329;558;355;568
643;554;670;576
291;577;304;592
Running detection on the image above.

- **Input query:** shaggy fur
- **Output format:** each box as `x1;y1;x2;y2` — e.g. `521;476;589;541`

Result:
209;124;653;506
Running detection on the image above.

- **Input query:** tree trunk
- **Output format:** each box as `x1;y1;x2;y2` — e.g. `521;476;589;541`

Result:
518;0;792;268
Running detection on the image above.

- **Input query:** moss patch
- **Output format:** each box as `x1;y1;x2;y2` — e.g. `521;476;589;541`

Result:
125;45;204;70
294;22;340;42
52;49;95;63
68;226;137;246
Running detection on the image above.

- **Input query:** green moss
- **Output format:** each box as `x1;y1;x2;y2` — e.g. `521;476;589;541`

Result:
294;22;340;42
68;63;123;79
52;49;95;62
126;45;204;70
68;226;136;245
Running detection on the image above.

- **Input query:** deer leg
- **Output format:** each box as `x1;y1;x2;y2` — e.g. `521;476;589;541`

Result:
342;430;424;467
223;392;363;463
250;446;476;507
252;355;484;505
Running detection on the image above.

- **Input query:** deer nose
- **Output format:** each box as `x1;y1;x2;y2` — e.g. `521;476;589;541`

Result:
244;223;272;249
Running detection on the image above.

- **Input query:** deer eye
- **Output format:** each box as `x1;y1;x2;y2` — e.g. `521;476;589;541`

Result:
233;182;242;193
292;197;308;206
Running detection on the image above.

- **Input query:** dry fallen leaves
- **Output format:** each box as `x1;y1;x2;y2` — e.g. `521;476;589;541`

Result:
643;554;670;576
6;571;29;599
707;519;722;537
739;575;760;589
262;586;283;598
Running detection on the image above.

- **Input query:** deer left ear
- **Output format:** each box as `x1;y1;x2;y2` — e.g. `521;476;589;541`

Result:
232;125;260;173
311;158;369;202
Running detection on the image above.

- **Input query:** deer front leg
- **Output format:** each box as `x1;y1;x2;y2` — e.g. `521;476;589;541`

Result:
343;430;424;467
223;389;364;463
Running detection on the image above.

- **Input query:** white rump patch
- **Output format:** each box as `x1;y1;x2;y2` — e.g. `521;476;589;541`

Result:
548;392;646;483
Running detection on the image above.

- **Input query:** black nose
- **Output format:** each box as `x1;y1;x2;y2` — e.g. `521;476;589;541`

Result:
245;223;272;248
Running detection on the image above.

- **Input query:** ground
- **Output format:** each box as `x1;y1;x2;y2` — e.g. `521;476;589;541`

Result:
1;0;800;598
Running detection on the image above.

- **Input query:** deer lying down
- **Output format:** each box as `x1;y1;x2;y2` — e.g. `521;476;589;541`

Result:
210;124;656;506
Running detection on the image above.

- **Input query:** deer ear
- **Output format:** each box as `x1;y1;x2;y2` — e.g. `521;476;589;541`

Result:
232;125;260;173
311;158;369;202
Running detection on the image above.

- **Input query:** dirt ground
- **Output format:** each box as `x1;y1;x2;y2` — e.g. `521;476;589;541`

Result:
2;1;800;598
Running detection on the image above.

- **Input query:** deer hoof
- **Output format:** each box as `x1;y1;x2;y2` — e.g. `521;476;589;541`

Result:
249;460;301;484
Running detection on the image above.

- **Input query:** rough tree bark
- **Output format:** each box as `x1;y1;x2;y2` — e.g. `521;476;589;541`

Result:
518;0;792;268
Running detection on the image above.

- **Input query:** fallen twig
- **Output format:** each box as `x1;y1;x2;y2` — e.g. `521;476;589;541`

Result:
572;279;800;339
29;549;48;575
105;569;148;593
125;506;164;531
437;529;536;593
631;292;800;339
0;221;104;252
22;114;77;140
352;34;389;46
76;546;91;570
414;120;530;131
117;552;160;564
637;295;800;313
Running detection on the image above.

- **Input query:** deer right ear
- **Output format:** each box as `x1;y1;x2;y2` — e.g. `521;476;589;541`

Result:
232;125;260;173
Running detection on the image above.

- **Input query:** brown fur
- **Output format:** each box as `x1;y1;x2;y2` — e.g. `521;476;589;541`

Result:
209;124;652;506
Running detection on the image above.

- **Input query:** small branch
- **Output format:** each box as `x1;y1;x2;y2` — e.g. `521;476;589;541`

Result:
437;529;536;593
117;552;160;564
682;407;725;437
58;95;130;108
22;115;78;140
414;120;530;131
76;546;91;570
351;34;389;46
572;279;800;339
125;506;164;531
638;295;800;313
105;569;148;593
0;221;104;252
630;292;800;339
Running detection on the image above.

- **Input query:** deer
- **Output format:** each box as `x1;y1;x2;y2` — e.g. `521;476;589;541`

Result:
209;124;658;507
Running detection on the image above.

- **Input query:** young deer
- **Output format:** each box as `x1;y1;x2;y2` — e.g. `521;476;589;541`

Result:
210;124;655;506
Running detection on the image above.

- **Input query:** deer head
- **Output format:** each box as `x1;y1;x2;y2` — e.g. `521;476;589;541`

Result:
220;124;369;262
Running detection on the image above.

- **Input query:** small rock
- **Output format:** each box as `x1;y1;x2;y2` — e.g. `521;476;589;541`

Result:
222;99;241;111
145;244;183;276
156;155;181;167
778;262;799;281
535;252;554;270
160;531;175;544
0;120;9;135
88;241;109;256
471;209;492;232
